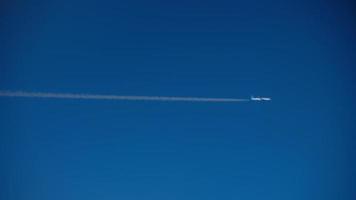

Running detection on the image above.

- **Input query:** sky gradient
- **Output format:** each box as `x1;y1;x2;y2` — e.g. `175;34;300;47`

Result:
1;0;356;199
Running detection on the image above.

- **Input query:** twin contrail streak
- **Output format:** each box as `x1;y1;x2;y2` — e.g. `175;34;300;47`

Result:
0;91;250;103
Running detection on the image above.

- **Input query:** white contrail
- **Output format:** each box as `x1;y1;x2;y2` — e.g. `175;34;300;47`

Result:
0;91;250;103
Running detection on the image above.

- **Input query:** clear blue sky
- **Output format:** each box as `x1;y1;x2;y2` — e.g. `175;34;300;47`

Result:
1;0;355;199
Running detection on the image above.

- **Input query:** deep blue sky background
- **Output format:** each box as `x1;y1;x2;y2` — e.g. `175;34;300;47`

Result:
1;0;356;199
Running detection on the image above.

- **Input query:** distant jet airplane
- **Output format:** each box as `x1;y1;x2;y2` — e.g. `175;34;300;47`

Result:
251;96;271;101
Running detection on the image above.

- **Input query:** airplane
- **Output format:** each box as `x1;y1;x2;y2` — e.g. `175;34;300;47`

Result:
250;96;271;101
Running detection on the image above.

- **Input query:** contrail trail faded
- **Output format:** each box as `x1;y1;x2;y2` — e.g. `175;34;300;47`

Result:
0;91;250;103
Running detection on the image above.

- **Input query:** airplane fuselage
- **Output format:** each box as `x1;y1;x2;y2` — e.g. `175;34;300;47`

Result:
251;96;271;101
